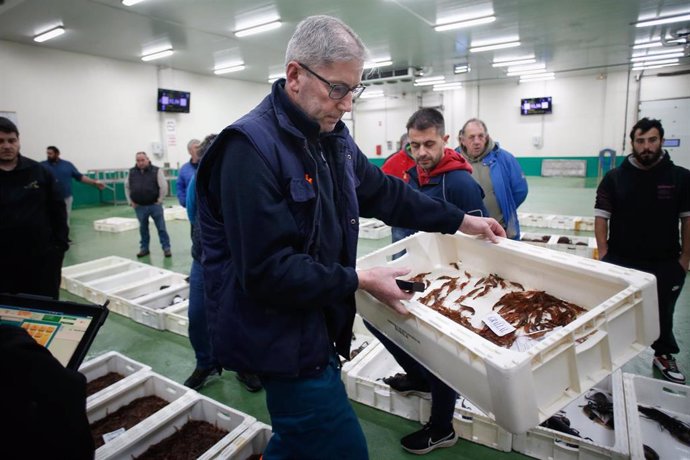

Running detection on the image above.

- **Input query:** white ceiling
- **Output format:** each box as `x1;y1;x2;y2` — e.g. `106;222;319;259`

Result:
1;0;688;92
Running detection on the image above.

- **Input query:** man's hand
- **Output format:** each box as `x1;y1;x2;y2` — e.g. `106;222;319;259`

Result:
357;267;414;315
459;215;506;243
95;180;106;191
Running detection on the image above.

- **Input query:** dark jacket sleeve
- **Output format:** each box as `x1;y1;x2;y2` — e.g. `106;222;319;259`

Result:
44;167;69;251
215;135;358;309
445;170;489;217
0;325;94;459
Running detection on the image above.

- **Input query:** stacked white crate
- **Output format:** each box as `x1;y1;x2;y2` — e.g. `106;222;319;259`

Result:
549;235;598;259
93;217;139;233
344;341;513;451
217;422;273;459
359;218;392;239
512;371;629;459
623;373;690;460
355;232;658;434
61;256;135;298
164;205;188;221
518;212;595;232
79;352;151;404
164;302;190;337
109;277;189;329
519;232;553;248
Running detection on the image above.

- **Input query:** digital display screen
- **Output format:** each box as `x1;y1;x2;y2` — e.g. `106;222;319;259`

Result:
521;97;552;115
663;139;680;148
157;88;190;113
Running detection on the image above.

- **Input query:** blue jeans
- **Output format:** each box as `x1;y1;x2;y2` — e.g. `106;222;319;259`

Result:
260;353;368;460
188;260;217;369
364;321;456;430
134;204;170;251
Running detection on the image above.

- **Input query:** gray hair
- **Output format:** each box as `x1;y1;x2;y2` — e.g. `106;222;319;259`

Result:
459;118;488;137
187;138;200;150
285;15;367;68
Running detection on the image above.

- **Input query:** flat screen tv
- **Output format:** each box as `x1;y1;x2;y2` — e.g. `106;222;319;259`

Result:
521;96;552;115
157;88;190;113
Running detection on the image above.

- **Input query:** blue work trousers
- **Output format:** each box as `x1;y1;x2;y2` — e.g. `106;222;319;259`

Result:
188;260;217;369
260;353;368;460
134;203;170;251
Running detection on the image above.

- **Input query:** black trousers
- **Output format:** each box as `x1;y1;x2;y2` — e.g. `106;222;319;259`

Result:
0;247;65;299
604;254;686;355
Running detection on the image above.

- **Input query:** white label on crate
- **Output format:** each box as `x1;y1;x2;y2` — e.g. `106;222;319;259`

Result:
102;427;126;444
482;312;515;337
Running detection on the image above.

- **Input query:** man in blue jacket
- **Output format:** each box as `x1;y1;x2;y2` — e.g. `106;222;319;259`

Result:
176;138;200;207
458;119;528;239
196;15;505;460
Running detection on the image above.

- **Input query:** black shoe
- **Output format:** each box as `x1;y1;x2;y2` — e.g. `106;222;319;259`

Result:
183;366;221;390
136;249;150;258
236;372;263;392
401;423;457;455
164;249;172;257
383;373;431;397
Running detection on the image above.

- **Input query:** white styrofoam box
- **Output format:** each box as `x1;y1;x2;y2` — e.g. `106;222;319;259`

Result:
93;217;140;233
518;213;552;228
79;351;152;404
97;394;256;460
164;205;188;221
546;214;579;230
550;235;598;259
216;421;273;459
519;232;553;248
623;373;690;460
102;272;187;317
355;231;658;434
81;266;171;305
87;371;195;458
164;302;190;337
345;342;429;422
359;218;392;239
110;279;189;328
512;371;628;459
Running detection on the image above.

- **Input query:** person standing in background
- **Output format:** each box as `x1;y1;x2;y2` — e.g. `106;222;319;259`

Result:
41;145;105;232
381;132;414;182
595;117;689;384
176;138;200;207
0;117;68;299
458;118;528;239
125;151;171;258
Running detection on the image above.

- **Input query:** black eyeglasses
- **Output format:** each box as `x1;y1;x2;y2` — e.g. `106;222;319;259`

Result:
299;62;366;100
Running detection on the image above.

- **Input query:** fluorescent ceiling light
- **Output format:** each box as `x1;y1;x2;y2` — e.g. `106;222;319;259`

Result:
214;64;245;75
141;48;173;61
630;52;684;62
363;60;393;69
453;65;470;74
268;73;286;83
519;73;555;82
632;62;680;71
506;68;550;77
492;59;536;67
633;58;680;66
493;54;535;63
506;63;545;72
34;26;65;43
414;76;445;84
434;15;495;32
235;20;281;38
432;82;463;91
645;46;686;55
633;41;662;49
635;13;690;28
122;0;146;6
360;90;384;99
470;41;520;53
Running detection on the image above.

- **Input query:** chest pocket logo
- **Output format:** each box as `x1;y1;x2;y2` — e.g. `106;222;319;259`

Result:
657;184;674;200
289;177;316;202
24;180;40;190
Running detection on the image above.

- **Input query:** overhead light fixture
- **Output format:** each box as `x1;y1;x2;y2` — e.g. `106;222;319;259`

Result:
470;40;520;53
434;15;496;32
33;26;65;43
492;59;536;67
235;20;281;38
630;52;685;62
633;41;663;49
635;13;690;28
268;72;286;83
506;63;545;73
363;59;393;69
414;76;445;86
493;54;535;63
632;62;680;71
507;68;550;77
360;90;384;99
214;64;246;75
519;72;555;82
633;58;680;67
141;48;173;61
122;0;146;6
453;64;470;74
645;46;686;55
432;82;463;91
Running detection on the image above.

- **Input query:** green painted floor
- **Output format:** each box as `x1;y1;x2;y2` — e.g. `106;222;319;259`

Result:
61;176;688;459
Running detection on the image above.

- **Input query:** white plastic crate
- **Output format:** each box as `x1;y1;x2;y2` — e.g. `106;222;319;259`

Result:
97;394;256;460
93;217;139;233
550;235;598;259
623;373;690;460
359;218;392;239
79;351;151;404
81;266;171;305
109;278;189;328
164;302;190;337
546;214;579;230
355;231;658;434
164;205;188;221
519;232;553;248
61;256;133;294
574;217;595;232
216;421;273;459
518;212;552;228
519;212;595;233
512;371;628;459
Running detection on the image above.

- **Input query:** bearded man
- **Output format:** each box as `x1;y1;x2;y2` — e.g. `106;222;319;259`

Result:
595;117;690;384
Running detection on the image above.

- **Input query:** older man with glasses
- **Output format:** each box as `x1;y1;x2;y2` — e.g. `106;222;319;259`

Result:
196;15;504;459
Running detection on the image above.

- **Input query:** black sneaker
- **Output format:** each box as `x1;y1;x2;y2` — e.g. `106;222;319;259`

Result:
164;249;172;257
653;354;686;384
236;372;263;392
136;249;150;258
401;423;457;455
183;366;221;390
383;373;431;397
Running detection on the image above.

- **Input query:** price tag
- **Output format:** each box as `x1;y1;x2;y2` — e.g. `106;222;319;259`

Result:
102;427;126;444
482;312;516;337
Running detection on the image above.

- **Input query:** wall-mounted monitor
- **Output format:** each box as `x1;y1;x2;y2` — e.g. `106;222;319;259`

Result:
521;97;552;115
157;88;190;113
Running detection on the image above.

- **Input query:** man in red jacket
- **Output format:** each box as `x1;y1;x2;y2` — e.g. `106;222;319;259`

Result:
382;133;414;182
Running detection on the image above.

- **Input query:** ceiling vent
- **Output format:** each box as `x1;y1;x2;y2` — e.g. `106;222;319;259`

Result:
362;67;417;85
